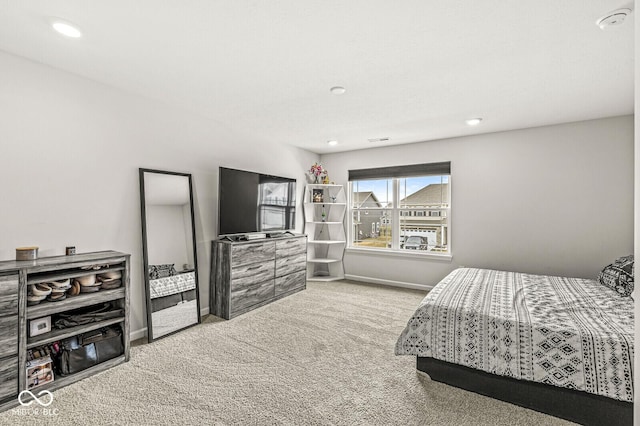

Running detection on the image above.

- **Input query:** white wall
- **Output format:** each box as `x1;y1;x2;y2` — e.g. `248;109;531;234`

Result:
321;116;634;287
0;51;318;337
146;205;190;268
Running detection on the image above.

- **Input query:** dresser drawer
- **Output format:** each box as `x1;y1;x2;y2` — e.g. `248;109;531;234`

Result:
0;274;18;359
231;261;274;283
231;242;275;267
0;274;18;315
0;356;18;402
231;279;274;312
275;270;306;296
230;261;275;312
0;316;18;359
275;252;306;277
275;238;307;258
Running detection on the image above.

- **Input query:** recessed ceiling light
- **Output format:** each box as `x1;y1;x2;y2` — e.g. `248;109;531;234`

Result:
52;20;82;38
465;118;482;126
327;140;339;146
330;86;346;95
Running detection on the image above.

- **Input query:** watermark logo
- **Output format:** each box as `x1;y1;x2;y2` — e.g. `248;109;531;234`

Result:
18;390;54;407
11;390;58;416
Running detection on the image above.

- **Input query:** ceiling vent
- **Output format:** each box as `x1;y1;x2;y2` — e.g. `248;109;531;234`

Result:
596;8;632;29
368;137;390;143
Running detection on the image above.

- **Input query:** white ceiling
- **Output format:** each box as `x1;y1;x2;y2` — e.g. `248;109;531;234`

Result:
0;1;634;154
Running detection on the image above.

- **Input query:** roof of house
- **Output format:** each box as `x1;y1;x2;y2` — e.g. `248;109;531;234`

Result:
352;191;382;208
400;183;449;206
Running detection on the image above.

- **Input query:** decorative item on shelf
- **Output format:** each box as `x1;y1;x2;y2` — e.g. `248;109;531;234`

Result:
330;195;337;203
309;162;326;184
29;316;52;337
66;246;76;255
26;356;54;390
312;188;324;203
321;205;326;222
322;175;330;184
16;246;38;261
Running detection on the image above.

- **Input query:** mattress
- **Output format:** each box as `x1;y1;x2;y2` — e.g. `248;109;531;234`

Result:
395;268;634;402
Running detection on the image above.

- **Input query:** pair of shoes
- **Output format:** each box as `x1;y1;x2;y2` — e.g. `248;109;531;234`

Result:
47;292;66;302
75;274;97;286
100;279;122;290
81;264;108;271
67;281;81;297
98;271;122;280
27;294;47;305
30;284;52;296
50;279;71;290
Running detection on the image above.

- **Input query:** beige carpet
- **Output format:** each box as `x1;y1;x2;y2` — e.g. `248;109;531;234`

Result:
0;280;573;425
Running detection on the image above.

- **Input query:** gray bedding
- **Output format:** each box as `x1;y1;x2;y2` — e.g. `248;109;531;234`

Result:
395;268;634;402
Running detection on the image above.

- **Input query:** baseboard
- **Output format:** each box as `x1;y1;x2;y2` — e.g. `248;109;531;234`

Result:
129;305;211;342
130;327;146;342
201;305;210;317
344;274;433;291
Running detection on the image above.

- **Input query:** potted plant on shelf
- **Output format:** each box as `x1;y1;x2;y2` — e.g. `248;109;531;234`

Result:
309;163;327;184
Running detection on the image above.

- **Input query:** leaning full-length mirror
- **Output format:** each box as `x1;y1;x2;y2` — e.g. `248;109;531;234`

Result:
139;169;201;342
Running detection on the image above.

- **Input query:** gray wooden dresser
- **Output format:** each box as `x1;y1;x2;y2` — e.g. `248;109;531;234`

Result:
0;251;130;411
211;234;307;319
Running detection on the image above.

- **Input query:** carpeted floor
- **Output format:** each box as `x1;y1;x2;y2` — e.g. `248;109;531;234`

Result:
0;280;574;425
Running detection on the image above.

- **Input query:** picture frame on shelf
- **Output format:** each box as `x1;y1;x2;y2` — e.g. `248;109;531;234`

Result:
312;189;324;203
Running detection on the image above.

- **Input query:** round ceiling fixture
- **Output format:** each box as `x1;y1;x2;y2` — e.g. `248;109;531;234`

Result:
327;140;339;146
330;86;346;95
596;8;632;29
51;20;82;38
465;118;482;126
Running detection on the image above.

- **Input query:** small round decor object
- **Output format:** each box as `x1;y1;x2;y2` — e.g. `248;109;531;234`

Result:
16;246;38;261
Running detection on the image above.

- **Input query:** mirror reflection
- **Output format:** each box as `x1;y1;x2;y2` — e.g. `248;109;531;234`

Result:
139;169;201;342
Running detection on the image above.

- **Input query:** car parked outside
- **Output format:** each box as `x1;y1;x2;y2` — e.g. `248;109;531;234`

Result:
404;236;429;250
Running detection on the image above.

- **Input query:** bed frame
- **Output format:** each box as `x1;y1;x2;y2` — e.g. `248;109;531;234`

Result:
417;357;632;426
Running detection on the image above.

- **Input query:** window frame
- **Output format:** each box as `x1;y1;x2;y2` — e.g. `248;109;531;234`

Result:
347;175;452;258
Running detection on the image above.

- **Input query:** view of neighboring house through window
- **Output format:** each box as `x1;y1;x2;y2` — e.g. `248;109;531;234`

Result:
349;162;450;254
258;180;296;231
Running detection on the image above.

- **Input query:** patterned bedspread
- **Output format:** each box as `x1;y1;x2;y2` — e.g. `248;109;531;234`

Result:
149;271;196;299
395;268;634;402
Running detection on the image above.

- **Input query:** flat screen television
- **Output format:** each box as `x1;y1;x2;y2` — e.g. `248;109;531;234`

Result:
218;167;297;236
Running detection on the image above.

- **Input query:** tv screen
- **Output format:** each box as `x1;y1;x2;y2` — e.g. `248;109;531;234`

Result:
218;167;296;236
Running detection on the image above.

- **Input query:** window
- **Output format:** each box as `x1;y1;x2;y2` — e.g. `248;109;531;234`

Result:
349;162;450;254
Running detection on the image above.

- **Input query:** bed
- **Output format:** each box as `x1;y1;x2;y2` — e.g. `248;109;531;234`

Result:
395;268;634;425
149;271;197;311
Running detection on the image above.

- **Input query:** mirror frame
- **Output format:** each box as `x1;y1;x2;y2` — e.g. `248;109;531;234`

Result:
139;168;201;343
